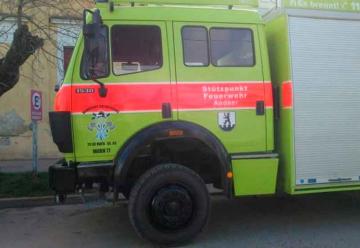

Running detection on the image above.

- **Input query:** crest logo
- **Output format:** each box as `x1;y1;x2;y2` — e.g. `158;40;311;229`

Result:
88;112;115;141
218;112;236;131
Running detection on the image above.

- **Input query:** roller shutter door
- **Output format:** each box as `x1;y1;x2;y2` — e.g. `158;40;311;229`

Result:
289;16;360;185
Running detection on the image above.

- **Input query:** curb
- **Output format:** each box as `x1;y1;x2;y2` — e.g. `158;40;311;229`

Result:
0;194;101;210
0;188;223;210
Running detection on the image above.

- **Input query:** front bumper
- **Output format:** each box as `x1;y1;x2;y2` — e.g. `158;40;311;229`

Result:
49;160;113;194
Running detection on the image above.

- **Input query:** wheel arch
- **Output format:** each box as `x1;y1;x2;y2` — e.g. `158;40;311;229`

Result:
113;121;232;197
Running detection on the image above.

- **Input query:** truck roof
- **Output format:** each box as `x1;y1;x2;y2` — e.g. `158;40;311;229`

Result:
96;4;263;24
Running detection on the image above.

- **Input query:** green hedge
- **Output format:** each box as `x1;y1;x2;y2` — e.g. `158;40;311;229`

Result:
0;172;52;198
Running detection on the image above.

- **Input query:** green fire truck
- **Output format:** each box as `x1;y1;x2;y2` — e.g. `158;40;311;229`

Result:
49;0;360;245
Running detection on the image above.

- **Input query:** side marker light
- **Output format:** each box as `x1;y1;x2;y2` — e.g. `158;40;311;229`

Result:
168;130;184;137
227;172;233;179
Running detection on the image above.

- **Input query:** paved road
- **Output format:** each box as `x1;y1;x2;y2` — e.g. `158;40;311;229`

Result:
1;193;360;248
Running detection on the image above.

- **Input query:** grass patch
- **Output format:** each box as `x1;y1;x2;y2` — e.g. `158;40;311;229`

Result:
0;172;52;198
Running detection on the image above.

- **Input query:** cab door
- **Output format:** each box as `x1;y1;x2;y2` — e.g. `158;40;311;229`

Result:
71;21;172;161
173;22;268;153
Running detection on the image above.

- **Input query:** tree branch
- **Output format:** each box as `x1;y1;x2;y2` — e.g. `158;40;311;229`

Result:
0;24;44;97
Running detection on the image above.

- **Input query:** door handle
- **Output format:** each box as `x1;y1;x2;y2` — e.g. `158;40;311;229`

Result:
162;103;172;119
256;101;265;116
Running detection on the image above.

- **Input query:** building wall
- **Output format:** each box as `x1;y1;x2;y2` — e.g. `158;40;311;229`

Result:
0;1;92;160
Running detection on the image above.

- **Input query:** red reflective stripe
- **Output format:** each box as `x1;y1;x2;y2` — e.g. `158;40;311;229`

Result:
72;84;172;113
54;85;72;112
282;81;293;108
54;82;274;113
177;82;273;110
264;83;273;109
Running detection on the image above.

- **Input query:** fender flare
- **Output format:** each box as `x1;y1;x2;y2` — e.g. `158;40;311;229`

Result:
113;121;232;197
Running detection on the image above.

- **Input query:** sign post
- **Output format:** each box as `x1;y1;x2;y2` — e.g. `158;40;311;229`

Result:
31;90;42;175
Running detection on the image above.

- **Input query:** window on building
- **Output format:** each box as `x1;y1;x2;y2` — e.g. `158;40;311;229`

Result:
0;20;16;44
52;20;81;88
63;46;74;74
182;26;209;67
111;25;162;75
210;28;255;67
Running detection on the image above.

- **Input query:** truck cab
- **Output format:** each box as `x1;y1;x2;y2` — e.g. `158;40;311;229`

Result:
49;0;278;245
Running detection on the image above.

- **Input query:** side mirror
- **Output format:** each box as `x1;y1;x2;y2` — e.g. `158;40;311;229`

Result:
81;8;109;97
82;9;107;77
83;9;102;37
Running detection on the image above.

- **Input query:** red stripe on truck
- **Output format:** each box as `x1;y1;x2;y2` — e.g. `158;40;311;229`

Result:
54;85;72;112
176;82;273;110
282;81;293;109
54;82;273;113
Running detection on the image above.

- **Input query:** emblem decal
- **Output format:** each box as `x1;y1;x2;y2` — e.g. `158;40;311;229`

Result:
218;112;236;131
88;112;115;141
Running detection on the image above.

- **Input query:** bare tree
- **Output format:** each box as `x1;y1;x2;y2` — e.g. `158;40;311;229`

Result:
0;0;93;97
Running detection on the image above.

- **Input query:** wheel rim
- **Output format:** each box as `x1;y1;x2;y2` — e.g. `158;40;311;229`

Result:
149;185;194;231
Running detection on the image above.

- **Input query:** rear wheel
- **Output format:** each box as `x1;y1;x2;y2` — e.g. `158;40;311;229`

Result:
128;163;210;246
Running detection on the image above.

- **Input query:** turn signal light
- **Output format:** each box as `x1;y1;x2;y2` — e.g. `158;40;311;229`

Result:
168;130;184;137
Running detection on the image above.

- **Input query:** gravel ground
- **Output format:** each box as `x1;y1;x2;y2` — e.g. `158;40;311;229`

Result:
1;193;360;248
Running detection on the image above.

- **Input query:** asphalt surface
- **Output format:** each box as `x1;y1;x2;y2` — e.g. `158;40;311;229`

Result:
2;193;360;248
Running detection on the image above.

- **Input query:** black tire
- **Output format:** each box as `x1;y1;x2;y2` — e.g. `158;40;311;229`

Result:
128;163;210;246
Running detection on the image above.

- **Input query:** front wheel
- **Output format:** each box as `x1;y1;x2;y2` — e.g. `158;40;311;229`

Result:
128;163;210;246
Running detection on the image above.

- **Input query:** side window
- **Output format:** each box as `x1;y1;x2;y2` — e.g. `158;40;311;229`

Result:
182;26;209;67
111;25;162;75
210;28;255;67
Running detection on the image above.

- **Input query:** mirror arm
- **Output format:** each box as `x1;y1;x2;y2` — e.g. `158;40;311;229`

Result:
91;78;108;98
